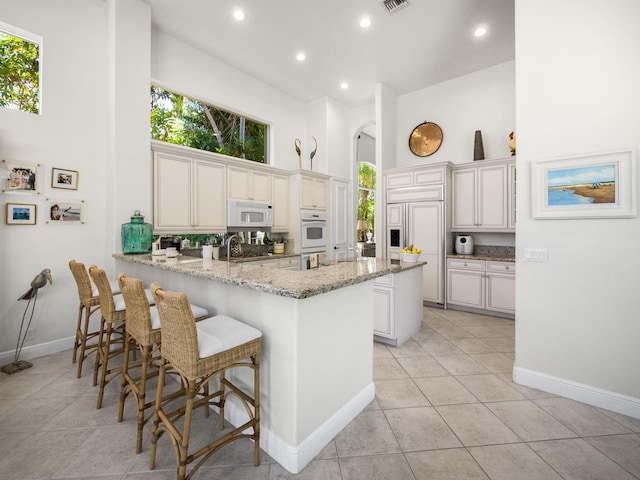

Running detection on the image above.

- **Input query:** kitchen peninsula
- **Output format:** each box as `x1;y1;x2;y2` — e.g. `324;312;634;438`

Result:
114;253;424;474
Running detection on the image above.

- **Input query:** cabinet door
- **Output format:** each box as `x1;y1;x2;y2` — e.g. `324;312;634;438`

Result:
227;166;252;201
271;173;290;231
301;176;327;209
408;202;443;304
250;170;272;203
508;162;516;230
447;269;485;308
193;160;226;231
373;286;394;338
385;172;413;189
153;152;192;231
478;164;508;229
387;203;403;228
452;168;477;229
486;272;515;314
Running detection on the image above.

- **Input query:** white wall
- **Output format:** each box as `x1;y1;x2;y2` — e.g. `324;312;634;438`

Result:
151;30;308;172
514;0;640;415
0;0;111;356
396;61;515;167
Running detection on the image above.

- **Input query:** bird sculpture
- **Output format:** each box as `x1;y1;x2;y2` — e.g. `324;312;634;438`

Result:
294;138;302;169
18;268;52;300
309;136;318;171
1;269;53;374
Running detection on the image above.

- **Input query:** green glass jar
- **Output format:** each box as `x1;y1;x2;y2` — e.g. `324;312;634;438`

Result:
121;210;153;254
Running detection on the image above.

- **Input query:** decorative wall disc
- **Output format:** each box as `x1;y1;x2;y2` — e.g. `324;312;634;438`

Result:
409;121;443;157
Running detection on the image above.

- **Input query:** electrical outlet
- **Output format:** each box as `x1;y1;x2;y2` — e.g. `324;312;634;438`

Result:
26;328;35;341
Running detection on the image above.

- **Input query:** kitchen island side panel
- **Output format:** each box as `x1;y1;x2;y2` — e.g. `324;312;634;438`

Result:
114;258;374;472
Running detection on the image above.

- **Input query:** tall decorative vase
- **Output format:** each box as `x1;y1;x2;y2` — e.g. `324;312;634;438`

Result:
473;130;485;161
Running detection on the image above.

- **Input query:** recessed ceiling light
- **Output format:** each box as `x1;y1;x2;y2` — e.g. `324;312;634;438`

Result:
340;82;349;89
474;26;487;37
360;17;372;28
233;9;245;21
296;52;306;61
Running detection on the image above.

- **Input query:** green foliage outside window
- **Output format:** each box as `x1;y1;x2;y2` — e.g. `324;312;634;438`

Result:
358;162;376;232
150;86;267;163
0;31;40;114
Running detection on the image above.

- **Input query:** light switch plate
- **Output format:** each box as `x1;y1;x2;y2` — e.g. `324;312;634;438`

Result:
523;248;548;262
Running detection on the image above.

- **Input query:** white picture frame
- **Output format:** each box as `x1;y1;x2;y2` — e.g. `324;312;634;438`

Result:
531;149;636;219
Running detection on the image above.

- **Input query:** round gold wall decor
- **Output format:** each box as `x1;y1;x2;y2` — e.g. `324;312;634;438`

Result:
409;121;443;157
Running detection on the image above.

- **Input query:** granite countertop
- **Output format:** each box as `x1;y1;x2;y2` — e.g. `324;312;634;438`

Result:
447;253;515;262
447;245;515;262
114;253;425;299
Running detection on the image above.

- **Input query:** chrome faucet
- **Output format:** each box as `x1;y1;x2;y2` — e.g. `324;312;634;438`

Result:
348;245;363;260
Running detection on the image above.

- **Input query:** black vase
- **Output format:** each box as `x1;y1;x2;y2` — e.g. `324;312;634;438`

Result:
473;130;485;161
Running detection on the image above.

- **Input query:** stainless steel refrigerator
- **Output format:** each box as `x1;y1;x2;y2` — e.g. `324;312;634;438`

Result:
386;185;446;306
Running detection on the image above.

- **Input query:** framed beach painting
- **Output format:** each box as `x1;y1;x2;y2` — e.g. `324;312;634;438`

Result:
46;199;85;223
531;149;636;219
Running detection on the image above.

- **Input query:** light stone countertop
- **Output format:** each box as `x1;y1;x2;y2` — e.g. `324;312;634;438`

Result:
114;253;425;299
447;254;515;262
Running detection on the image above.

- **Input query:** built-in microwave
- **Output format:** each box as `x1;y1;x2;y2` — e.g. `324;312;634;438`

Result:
227;200;273;228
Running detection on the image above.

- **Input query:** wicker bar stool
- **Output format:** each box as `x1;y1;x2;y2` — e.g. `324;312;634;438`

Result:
69;259;122;381
117;272;210;454
149;283;261;480
89;265;155;409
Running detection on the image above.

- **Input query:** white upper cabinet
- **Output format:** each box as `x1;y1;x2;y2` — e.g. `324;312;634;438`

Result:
271;173;290;231
227;165;271;202
300;175;328;210
452;159;514;231
153;150;227;232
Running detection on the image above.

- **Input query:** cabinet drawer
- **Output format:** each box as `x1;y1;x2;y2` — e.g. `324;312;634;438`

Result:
374;274;394;287
385;172;413;189
414;166;446;185
278;257;300;269
447;258;485;270
486;261;515;274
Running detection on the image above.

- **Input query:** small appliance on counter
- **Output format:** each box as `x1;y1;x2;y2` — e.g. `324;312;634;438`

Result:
455;234;474;255
152;236;182;256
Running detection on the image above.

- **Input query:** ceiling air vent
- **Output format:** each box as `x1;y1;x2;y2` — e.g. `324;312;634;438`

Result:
380;0;409;14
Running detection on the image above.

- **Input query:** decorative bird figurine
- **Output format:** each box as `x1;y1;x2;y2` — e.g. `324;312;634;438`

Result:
2;269;53;374
295;138;302;169
309;136;318;171
18;268;52;300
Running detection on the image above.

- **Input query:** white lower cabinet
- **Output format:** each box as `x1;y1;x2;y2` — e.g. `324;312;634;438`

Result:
373;267;423;346
447;258;515;316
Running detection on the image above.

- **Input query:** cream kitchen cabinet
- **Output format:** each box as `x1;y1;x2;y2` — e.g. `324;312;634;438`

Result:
153;150;226;232
385;164;448;189
227;165;271;202
300;175;328;210
373;266;423;346
452;159;513;232
271;173;290;231
446;258;515;316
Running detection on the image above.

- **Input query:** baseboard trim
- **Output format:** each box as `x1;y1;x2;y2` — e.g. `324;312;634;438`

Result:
221;382;375;474
0;336;74;367
513;366;640;419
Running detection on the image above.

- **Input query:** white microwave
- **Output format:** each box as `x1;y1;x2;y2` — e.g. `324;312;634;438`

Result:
227;200;273;228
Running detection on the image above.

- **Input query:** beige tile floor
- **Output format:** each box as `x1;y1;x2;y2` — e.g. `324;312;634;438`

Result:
0;306;639;479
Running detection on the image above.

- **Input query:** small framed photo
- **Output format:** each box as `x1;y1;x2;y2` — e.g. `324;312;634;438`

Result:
6;203;37;225
1;160;42;194
531;149;636;219
51;167;79;190
46;199;84;223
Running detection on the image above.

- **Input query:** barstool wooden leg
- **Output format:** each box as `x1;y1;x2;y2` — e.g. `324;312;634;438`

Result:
149;359;166;470
118;329;132;423
253;353;261;466
93;316;105;387
97;321;113;409
72;303;84;364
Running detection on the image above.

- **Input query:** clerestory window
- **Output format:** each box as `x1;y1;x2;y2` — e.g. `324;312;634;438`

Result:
0;23;41;115
150;86;268;164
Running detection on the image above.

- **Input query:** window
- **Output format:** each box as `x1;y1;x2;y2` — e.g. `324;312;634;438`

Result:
0;24;41;114
150;86;268;164
357;161;376;242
